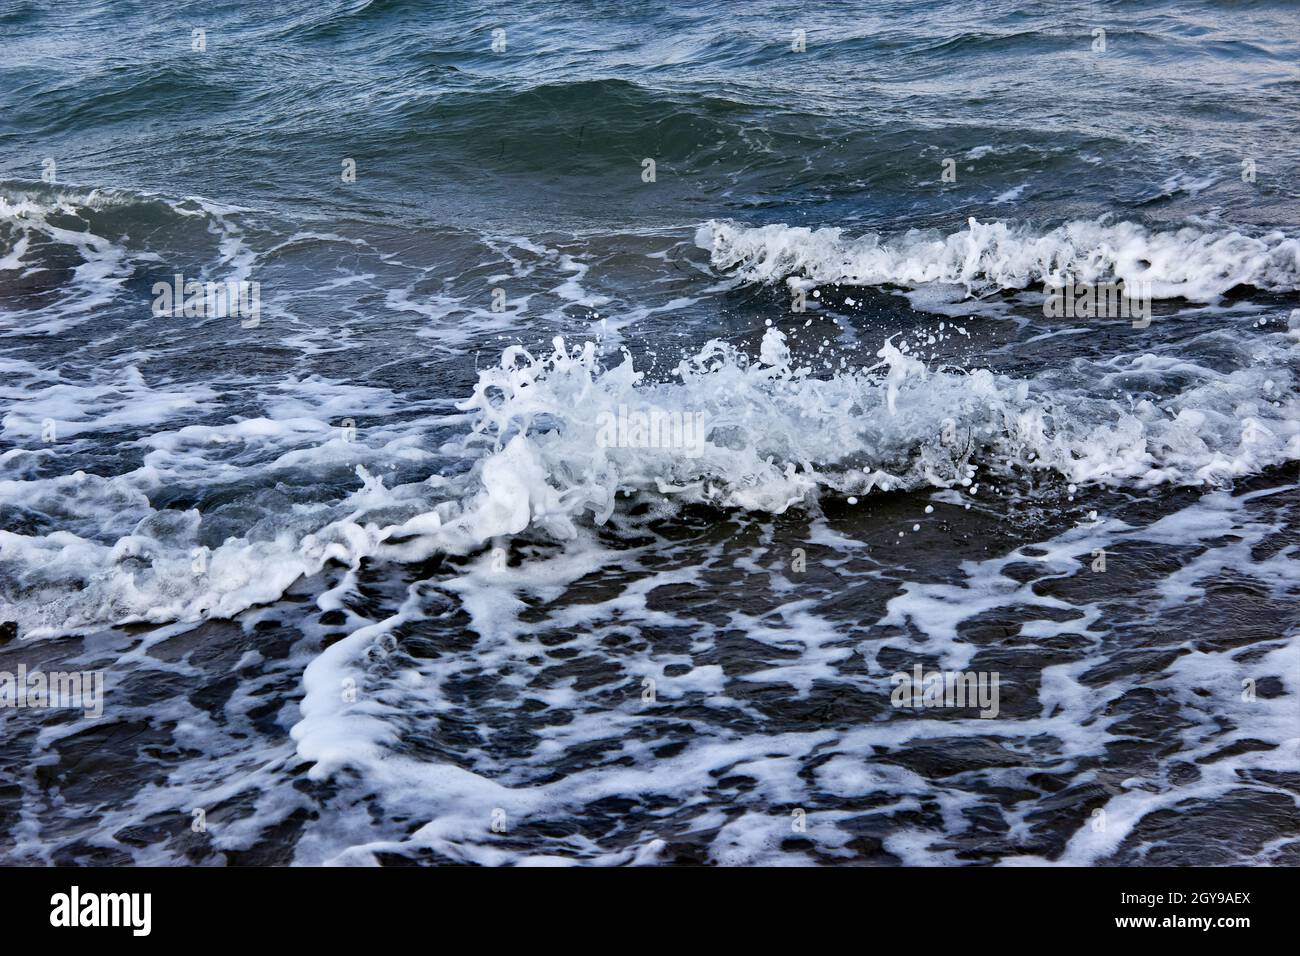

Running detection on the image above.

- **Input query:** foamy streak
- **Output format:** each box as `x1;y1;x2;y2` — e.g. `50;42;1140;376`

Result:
0;187;259;336
291;484;1300;865
698;217;1300;300
0;193;130;324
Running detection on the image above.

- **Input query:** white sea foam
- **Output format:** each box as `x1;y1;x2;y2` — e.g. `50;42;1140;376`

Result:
3;204;1296;866
4;309;1298;641
0;193;132;331
698;217;1300;300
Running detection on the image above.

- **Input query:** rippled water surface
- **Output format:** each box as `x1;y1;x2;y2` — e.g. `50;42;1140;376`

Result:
1;0;1298;865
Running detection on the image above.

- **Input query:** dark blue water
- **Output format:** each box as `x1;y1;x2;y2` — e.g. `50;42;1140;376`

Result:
1;1;1298;865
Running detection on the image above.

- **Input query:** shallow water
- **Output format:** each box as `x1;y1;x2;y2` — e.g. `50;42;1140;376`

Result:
1;0;1298;865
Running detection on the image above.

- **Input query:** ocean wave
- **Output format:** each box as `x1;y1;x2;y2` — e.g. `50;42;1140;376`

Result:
4;315;1298;639
0;184;257;333
699;217;1300;301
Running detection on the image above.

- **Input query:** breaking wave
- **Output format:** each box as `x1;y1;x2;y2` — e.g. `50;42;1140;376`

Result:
4;316;1299;639
699;217;1300;300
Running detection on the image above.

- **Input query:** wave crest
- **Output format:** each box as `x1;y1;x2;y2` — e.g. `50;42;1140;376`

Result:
7;317;1299;638
699;217;1300;300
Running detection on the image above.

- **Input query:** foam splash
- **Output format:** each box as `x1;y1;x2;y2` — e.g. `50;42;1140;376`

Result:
698;217;1300;300
3;319;1299;638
